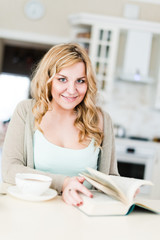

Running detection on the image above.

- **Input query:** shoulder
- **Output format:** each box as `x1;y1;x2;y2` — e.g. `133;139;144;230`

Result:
16;98;35;108
97;109;114;131
14;99;35;119
16;99;35;111
102;110;113;123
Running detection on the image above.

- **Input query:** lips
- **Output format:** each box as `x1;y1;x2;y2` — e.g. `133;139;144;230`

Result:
61;95;78;102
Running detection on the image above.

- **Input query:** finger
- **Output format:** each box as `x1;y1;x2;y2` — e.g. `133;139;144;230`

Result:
62;190;78;206
69;189;83;205
76;176;85;183
76;183;93;198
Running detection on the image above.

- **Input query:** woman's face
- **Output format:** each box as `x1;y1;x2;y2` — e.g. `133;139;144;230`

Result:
51;62;87;111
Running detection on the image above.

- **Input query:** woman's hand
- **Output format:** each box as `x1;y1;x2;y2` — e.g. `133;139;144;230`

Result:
62;176;93;206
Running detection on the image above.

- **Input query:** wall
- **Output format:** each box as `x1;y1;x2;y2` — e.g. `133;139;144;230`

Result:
108;28;160;140
0;0;160;39
0;0;160;140
104;80;160;140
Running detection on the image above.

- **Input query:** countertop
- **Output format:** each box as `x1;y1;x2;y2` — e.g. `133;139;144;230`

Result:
0;184;160;240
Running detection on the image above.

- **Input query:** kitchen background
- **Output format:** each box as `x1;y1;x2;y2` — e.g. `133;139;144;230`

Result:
0;0;160;197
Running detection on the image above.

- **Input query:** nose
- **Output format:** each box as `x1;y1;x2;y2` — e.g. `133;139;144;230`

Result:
67;82;77;94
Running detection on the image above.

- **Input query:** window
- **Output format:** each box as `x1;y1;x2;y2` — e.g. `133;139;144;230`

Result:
0;73;30;121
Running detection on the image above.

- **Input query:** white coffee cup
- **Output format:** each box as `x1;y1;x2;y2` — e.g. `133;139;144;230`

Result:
15;173;52;196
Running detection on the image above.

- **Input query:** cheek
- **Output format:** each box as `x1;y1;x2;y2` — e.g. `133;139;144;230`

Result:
78;85;88;96
51;83;65;95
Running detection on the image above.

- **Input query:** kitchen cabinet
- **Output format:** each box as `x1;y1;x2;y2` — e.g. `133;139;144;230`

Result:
69;13;160;107
69;15;119;103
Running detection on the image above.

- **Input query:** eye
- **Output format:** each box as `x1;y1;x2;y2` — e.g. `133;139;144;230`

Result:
58;78;67;83
76;79;86;84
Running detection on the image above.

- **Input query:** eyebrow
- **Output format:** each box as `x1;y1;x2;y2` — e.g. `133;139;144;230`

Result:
56;73;86;79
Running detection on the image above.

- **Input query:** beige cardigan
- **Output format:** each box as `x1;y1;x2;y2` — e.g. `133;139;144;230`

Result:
2;99;119;194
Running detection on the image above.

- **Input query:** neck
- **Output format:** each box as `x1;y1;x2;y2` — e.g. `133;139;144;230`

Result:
49;102;75;118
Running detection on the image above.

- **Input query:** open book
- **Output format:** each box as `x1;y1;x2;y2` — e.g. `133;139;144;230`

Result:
78;168;160;216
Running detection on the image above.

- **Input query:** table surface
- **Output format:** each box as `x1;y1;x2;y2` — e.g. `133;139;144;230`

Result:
0;184;160;240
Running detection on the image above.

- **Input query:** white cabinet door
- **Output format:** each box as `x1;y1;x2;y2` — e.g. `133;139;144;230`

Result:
90;25;119;103
70;22;119;104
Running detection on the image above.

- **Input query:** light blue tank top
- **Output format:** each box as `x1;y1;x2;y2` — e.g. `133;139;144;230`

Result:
33;130;100;178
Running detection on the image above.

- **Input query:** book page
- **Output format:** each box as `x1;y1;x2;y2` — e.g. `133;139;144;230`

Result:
80;173;128;204
78;190;130;216
134;198;160;214
82;170;121;193
83;168;153;204
107;175;153;203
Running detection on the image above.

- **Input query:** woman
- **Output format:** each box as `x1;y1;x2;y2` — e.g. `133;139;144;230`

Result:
2;43;119;206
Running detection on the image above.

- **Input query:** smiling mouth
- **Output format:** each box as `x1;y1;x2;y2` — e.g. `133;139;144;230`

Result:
61;95;78;102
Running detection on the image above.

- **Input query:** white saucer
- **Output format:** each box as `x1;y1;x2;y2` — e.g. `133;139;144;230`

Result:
7;186;57;202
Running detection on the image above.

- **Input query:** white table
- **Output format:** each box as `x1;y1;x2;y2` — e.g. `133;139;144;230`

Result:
0;185;160;240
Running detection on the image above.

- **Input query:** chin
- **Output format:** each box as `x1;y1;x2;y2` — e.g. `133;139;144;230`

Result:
60;99;83;109
60;104;78;110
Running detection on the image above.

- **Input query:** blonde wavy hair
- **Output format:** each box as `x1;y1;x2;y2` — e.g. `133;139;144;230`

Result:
31;43;104;147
